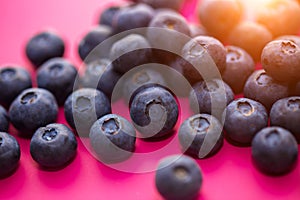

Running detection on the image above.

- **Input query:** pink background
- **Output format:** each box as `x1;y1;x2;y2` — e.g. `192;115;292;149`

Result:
0;0;300;199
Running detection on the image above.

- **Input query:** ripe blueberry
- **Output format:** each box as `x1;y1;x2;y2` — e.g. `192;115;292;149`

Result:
223;98;268;146
64;88;111;137
0;132;20;178
37;58;78;106
0;66;32;108
89;114;136;163
130;84;178;139
252;127;298;175
155;155;203;200
30;123;77;169
178;114;223;158
25;31;65;67
9;88;58;136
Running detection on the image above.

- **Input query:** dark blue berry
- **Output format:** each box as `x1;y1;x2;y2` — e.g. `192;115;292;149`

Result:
110;34;152;74
270;96;300;143
25;31;65;67
9;88;58;136
37;58;77;106
130;84;178;139
0;66;32;108
189;79;234;119
89;114;136;163
222;45;255;94
112;3;154;33
155;155;202;200
30;123;77;169
99;6;120;27
80;59;121;99
244;69;289;111
64;88;111;137
178;114;223;158
135;0;183;11
0;105;9;132
182;36;227;76
0;132;20;178
78;25;113;62
223;98;268;146
147;11;190;64
252;127;298;175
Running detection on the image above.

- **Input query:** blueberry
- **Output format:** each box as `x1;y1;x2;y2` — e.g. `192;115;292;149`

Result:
178;114;223;158
223;98;268;146
9;88;58;136
147;10;190;64
261;39;300;82
0;132;20;178
99;6;120;27
78;25;113;62
270;96;300;143
112;3;154;33
122;68;166;102
64;88;111;137
244;69;289;112
30;123;77;169
89;114;136;163
155;155;202;200
110;34;152;74
80;59;121;99
25;31;65;67
0;105;9;132
252;127;298;175
37;58;77;106
182;36;227;75
130;84;178;139
222;45;255;94
0;66;32;108
189;79;234;120
136;0;183;11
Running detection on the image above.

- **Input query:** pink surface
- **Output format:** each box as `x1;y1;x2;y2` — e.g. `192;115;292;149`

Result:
0;0;300;199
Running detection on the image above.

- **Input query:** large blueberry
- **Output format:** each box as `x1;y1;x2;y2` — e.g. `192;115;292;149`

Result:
64;88;111;137
182;36;227;76
0;66;32;108
178;114;223;158
189;79;234;120
30;123;77;169
222;45;255;94
147;10;190;64
9;88;58;136
110;34;152;74
130;84;178;139
78;25;113;62
80;59;121;99
244;69;289;112
252;127;298;175
25;31;65;67
99;6;120;27
37;58;78;106
0;132;20;178
90;114;136;163
0;105;9;132
223;98;268;146
270;96;300;143
155;155;202;200
135;0;183;11
112;3;154;33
